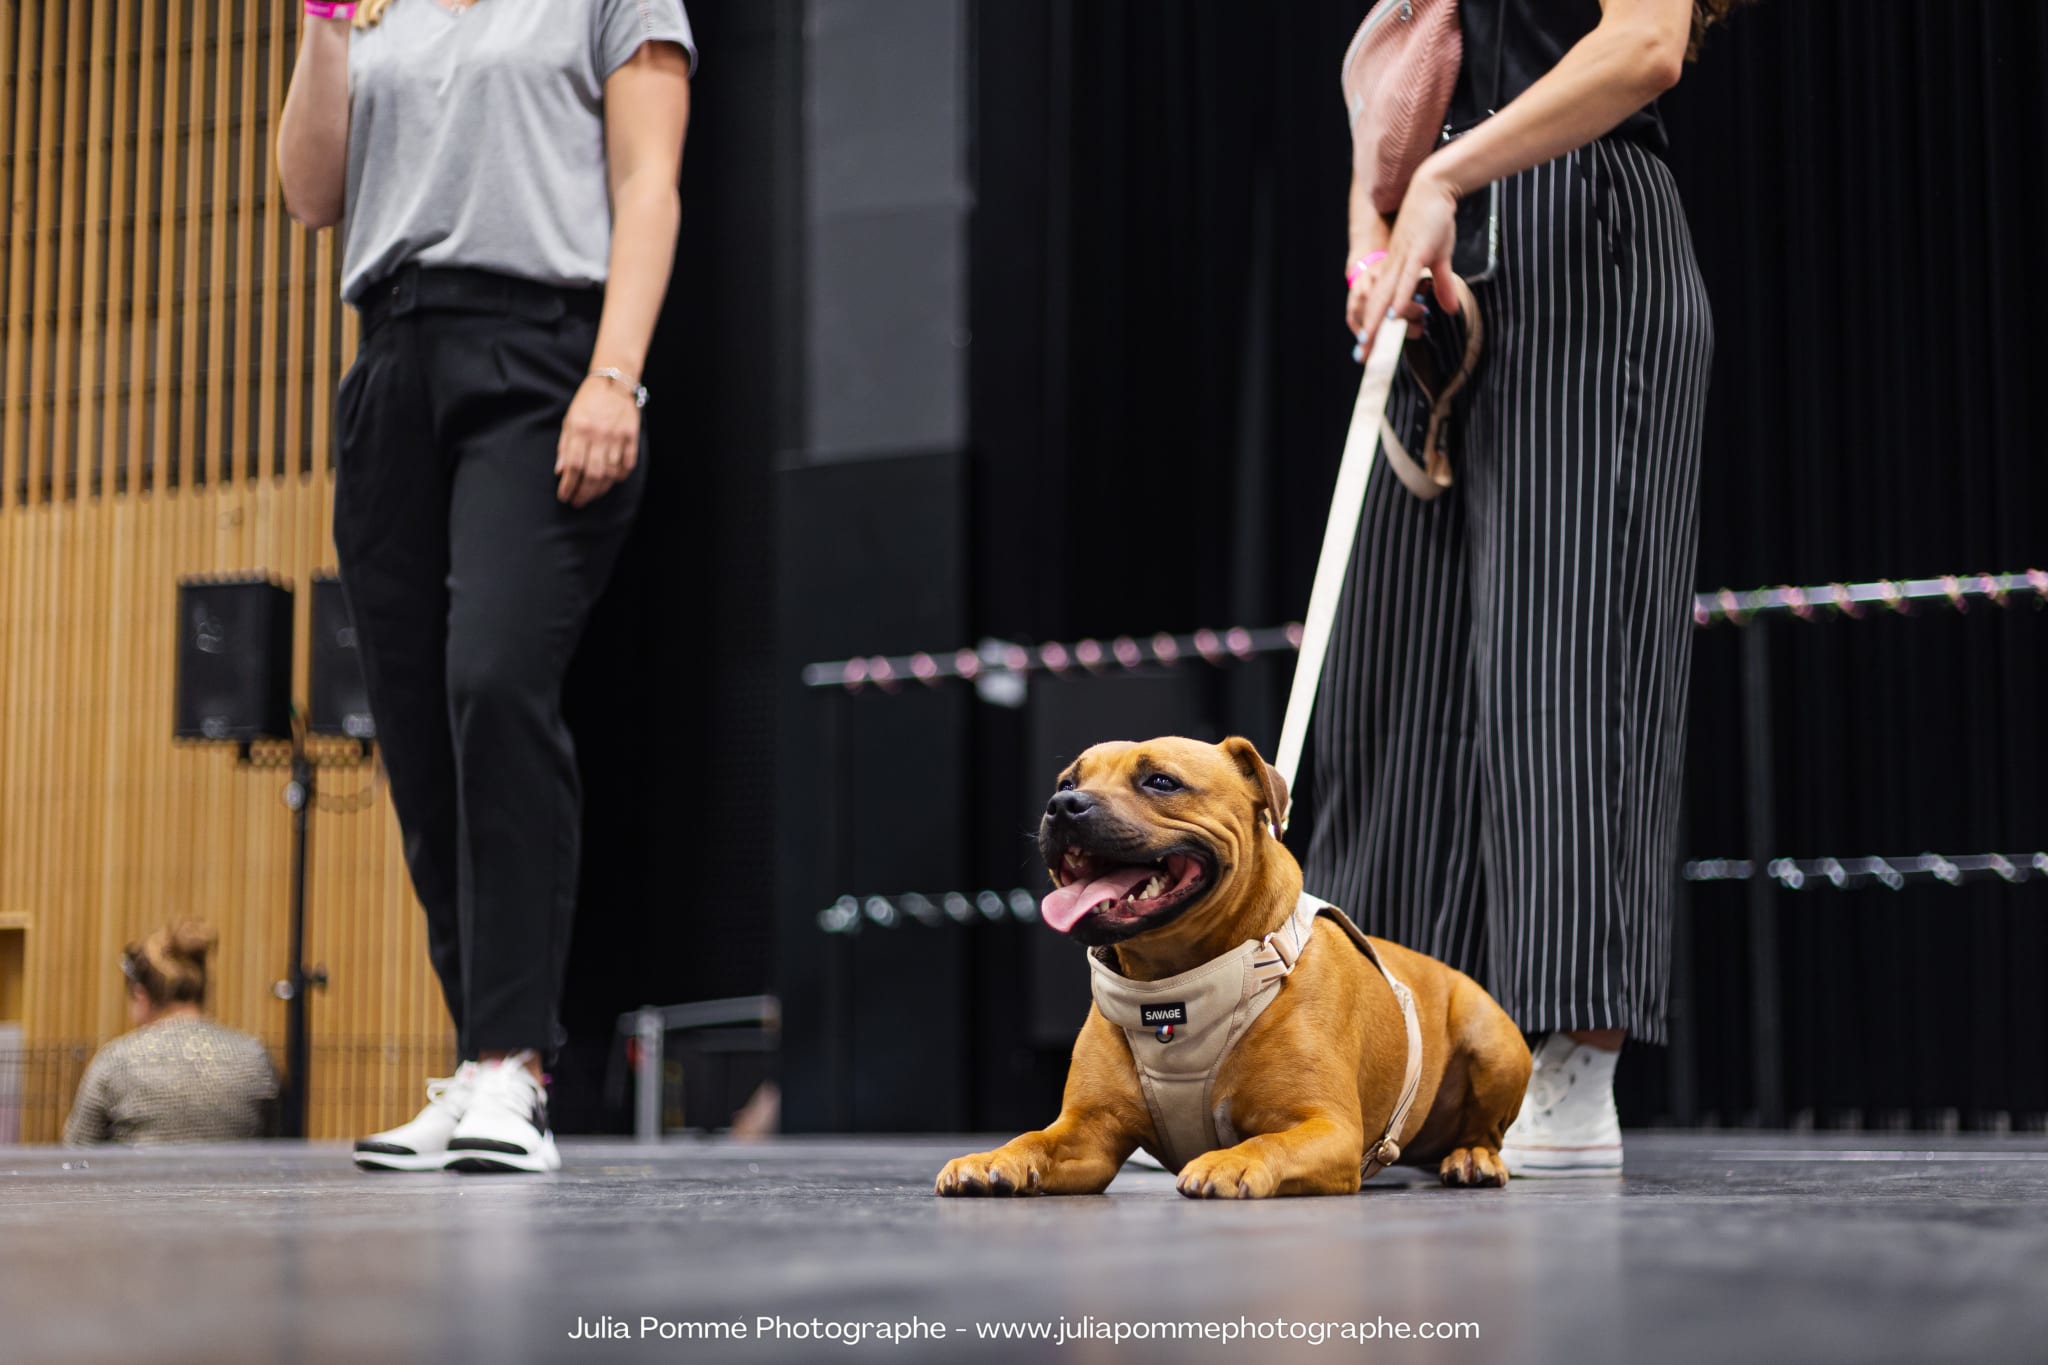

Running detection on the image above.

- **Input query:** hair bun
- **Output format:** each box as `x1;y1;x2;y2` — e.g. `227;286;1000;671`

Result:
127;921;217;1007
165;920;219;963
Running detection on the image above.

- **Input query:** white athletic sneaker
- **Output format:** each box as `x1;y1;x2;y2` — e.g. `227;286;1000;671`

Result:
354;1062;480;1172
1499;1033;1624;1178
445;1052;561;1174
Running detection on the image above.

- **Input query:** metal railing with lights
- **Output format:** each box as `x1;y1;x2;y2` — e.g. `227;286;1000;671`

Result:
1683;852;2048;891
817;888;1042;936
801;624;1303;698
814;853;2048;942
1693;570;2048;626
802;570;2047;694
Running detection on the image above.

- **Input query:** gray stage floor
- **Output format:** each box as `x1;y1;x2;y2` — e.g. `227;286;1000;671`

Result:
4;1134;2047;1365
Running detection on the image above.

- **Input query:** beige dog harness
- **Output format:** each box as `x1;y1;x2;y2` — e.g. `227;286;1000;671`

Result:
1087;893;1424;1179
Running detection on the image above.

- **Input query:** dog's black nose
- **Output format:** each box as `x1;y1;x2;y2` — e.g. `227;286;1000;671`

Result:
1046;790;1097;822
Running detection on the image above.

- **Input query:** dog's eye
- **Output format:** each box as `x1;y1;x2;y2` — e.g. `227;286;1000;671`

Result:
1056;777;1077;792
1142;773;1183;794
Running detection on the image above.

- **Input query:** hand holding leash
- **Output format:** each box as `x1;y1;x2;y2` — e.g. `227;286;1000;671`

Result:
1359;162;1464;351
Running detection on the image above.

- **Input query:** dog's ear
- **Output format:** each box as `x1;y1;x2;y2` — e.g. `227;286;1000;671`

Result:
1221;736;1288;834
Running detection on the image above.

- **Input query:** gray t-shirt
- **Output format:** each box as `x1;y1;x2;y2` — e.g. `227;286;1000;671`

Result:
340;0;696;304
63;1016;280;1146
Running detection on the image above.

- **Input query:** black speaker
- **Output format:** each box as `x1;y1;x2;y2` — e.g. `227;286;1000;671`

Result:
173;577;294;742
307;574;375;741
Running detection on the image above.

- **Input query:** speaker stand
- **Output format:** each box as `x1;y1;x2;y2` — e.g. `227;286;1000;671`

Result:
250;725;330;1140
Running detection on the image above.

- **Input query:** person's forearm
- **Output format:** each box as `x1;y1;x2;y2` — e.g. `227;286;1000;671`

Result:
277;16;352;228
1421;16;1684;201
589;172;681;384
1346;173;1391;270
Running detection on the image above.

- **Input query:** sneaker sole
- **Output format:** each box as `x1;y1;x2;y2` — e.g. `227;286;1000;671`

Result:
352;1149;452;1173
446;1154;558;1174
446;1141;559;1175
1501;1149;1622;1178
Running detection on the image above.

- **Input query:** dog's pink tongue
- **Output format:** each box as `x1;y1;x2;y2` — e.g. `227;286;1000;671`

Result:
1041;865;1156;934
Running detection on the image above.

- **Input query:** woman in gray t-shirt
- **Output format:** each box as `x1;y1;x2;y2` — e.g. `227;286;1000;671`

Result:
276;0;695;1175
65;924;279;1147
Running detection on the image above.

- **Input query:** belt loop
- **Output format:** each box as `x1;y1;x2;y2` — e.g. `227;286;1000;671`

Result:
388;268;418;319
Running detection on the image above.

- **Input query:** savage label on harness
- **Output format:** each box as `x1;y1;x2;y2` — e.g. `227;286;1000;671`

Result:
1140;1002;1188;1028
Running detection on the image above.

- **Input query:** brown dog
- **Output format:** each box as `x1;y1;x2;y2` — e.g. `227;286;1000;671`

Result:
935;736;1529;1198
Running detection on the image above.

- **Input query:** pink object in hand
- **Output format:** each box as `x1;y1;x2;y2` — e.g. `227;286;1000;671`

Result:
1346;250;1390;287
1342;0;1463;217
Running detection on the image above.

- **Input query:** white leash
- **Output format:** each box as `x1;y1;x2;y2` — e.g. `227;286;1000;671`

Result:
1272;321;1406;828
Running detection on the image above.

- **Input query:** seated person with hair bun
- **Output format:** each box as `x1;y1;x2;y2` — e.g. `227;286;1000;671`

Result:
64;923;279;1146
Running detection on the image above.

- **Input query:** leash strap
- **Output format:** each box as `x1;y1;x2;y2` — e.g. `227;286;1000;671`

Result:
1273;319;1406;818
1379;272;1483;500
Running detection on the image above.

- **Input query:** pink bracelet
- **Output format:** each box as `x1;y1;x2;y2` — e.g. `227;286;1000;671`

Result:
305;1;357;18
1345;251;1389;288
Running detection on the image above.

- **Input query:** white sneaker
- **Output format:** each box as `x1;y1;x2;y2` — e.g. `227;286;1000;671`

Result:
445;1052;561;1174
1499;1033;1624;1178
354;1062;480;1172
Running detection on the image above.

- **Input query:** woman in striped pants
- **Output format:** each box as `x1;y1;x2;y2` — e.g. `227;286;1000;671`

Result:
1309;0;1738;1175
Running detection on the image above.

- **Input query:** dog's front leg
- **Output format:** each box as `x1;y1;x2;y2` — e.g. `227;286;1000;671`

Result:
936;1009;1147;1197
935;1112;1136;1197
1176;1112;1366;1199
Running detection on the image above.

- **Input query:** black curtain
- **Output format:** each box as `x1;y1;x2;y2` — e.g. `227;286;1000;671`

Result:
973;1;1366;643
1666;1;2048;1127
970;0;2048;1127
554;0;788;1131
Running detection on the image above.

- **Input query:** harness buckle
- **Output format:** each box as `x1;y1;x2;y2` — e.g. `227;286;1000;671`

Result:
1261;918;1308;972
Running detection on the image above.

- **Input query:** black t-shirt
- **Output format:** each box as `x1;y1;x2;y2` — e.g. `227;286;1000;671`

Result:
1448;0;1669;156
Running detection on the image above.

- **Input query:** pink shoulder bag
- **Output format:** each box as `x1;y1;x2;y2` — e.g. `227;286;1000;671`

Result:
1341;0;1464;216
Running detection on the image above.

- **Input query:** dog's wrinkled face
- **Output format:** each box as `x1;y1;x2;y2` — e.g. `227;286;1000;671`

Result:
1037;736;1289;947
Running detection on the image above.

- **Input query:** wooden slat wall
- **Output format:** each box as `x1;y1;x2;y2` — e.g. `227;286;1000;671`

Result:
0;1;450;1143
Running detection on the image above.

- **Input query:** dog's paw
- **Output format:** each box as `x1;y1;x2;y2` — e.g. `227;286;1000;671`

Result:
1438;1146;1509;1188
1176;1148;1279;1200
934;1148;1045;1198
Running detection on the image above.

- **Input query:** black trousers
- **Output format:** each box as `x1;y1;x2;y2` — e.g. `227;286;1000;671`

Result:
1304;138;1713;1042
334;268;643;1060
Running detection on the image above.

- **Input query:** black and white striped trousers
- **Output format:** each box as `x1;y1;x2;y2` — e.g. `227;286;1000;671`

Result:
1303;136;1713;1043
